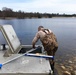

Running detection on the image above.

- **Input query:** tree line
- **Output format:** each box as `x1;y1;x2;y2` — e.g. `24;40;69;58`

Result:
0;7;76;19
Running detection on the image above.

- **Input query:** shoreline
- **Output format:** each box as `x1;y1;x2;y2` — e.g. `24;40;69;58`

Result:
0;16;76;20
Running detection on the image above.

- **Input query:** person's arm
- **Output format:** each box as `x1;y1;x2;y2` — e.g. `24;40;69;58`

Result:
32;32;40;48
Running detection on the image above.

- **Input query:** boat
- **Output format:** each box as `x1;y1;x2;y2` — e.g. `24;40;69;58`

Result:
0;25;53;75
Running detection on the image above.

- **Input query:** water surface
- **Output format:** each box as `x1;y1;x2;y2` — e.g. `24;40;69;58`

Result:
0;17;76;61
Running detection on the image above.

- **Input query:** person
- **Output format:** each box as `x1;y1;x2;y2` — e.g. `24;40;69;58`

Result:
32;26;58;73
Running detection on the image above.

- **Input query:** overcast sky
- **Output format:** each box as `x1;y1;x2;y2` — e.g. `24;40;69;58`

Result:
0;0;76;14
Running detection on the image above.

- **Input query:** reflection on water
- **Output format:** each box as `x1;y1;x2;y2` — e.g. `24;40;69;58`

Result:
0;18;76;74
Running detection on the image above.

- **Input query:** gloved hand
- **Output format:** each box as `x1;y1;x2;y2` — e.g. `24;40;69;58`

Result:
32;45;36;49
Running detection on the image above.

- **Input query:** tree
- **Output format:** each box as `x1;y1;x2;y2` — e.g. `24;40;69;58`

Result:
2;7;13;12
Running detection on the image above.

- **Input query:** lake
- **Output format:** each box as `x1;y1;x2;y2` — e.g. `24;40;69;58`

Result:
0;17;76;61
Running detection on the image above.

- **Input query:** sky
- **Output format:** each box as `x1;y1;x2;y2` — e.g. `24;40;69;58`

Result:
0;0;76;14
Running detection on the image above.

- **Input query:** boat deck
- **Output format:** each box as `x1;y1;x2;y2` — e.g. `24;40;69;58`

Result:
0;51;51;75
